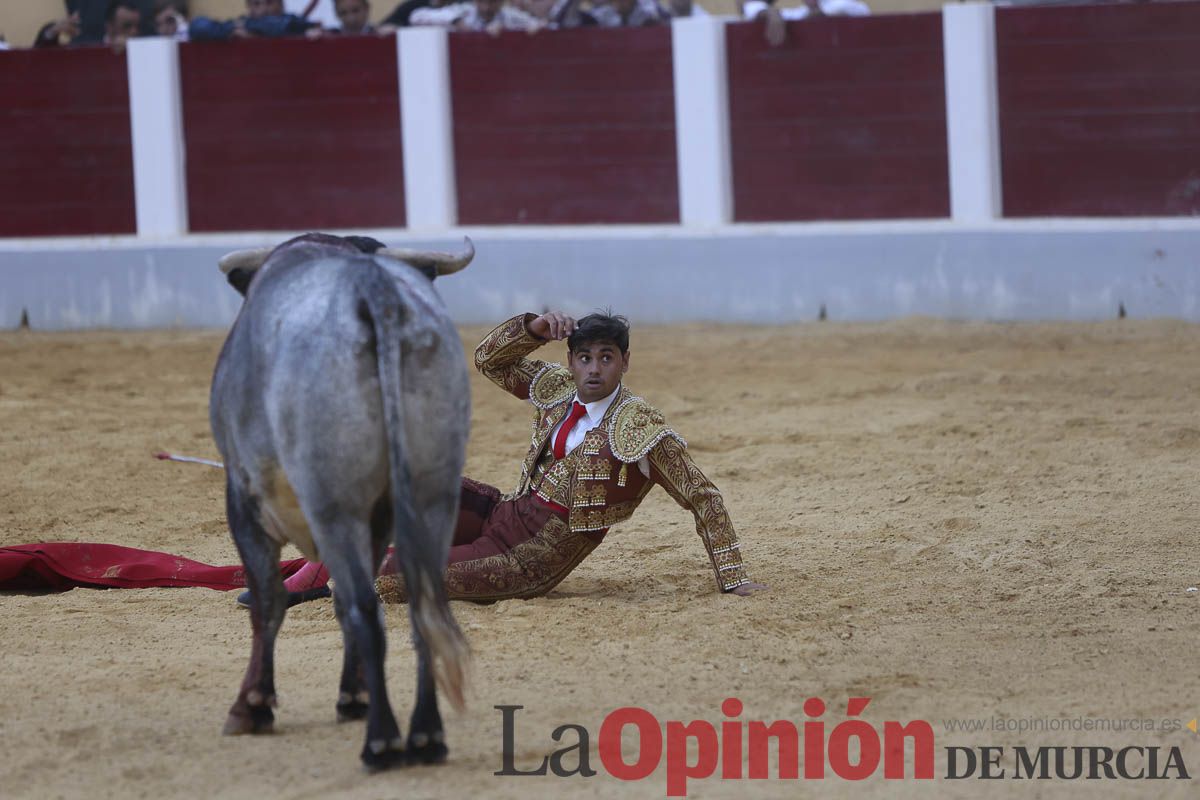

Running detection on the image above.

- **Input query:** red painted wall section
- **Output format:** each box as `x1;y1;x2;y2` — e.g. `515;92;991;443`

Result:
0;48;135;237
997;3;1200;217
726;15;949;222
450;28;679;225
180;36;405;232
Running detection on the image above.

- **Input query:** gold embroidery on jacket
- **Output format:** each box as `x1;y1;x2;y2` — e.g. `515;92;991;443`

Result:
581;431;603;456
608;396;686;463
646;435;749;592
473;316;545;398
529;366;574;410
570;500;642;533
519;402;569;493
572;483;607;509
577;457;612;482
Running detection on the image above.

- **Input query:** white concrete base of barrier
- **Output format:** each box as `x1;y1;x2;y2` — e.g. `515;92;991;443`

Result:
2;220;1198;329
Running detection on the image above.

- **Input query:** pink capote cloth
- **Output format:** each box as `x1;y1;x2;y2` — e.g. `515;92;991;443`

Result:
0;543;307;592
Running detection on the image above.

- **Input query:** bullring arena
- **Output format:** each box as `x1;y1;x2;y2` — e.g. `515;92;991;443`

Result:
3;317;1199;797
4;0;1200;797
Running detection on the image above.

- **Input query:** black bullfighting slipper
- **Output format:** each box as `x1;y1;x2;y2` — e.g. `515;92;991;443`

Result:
236;586;333;609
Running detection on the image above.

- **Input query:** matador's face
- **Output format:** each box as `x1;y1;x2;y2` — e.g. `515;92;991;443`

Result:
567;341;628;404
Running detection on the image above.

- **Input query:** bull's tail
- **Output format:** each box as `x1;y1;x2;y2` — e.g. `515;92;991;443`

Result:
356;261;469;712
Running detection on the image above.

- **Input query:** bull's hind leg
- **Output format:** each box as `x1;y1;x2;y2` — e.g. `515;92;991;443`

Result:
332;589;369;723
321;533;406;772
223;482;287;735
404;486;459;765
334;496;394;724
407;630;448;764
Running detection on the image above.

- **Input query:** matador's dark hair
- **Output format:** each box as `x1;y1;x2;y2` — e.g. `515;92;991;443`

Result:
568;311;630;354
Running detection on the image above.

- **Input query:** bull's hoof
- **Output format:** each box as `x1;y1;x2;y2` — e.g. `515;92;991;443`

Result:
406;730;448;765
361;737;407;772
337;701;369;723
337;690;370;723
222;704;275;735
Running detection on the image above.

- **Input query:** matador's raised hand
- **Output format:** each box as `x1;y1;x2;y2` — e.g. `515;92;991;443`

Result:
529;311;577;342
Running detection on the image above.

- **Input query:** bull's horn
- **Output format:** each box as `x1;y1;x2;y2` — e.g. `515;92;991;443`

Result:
378;237;475;276
217;248;273;275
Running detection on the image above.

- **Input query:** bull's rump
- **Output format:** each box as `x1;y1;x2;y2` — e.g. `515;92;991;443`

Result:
229;283;389;558
211;256;468;561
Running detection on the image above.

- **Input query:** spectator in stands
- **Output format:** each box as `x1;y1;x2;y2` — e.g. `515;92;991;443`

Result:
35;1;142;48
333;0;375;32
287;0;339;27
153;0;190;39
381;0;428;26
249;0;286;15
34;1;101;46
750;0;869;18
410;0;544;32
666;0;708;17
107;0;144;45
550;0;669;28
133;0;157;36
744;0;868;46
107;0;144;44
306;0;394;36
387;0;548;27
189;0;319;40
509;0;557;21
34;12;82;47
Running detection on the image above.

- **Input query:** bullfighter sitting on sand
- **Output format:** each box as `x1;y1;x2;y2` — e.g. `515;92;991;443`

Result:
254;310;766;606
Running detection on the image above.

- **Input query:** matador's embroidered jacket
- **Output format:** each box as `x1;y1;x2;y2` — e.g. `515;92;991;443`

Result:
474;314;751;592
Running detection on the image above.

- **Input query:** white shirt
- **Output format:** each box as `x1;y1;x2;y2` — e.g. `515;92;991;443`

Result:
548;384;620;457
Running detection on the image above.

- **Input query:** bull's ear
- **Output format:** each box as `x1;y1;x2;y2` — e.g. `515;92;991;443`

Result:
226;268;254;296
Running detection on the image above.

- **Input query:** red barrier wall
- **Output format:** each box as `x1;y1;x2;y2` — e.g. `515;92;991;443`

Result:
450;28;679;225
179;36;405;232
726;15;949;222
997;3;1200;217
0;48;135;238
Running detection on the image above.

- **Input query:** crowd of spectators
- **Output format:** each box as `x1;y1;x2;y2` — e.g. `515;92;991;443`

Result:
19;0;873;49
34;0;145;48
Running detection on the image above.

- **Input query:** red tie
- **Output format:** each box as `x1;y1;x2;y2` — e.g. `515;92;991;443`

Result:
553;402;588;460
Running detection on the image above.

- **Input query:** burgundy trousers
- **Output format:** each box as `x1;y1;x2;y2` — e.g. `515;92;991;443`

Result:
377;478;600;603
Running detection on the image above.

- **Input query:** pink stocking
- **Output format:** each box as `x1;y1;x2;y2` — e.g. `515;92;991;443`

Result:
282;560;329;592
282;547;399;592
378;547;399;576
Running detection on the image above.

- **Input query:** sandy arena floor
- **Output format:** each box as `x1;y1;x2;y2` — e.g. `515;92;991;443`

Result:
1;319;1198;799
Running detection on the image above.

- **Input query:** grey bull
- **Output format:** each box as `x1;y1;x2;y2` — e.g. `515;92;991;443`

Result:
209;233;473;770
